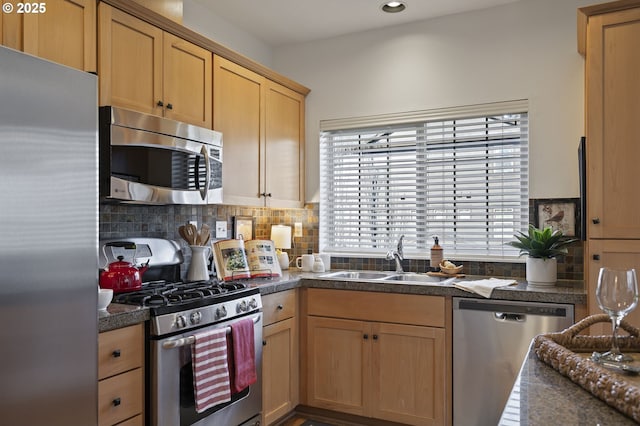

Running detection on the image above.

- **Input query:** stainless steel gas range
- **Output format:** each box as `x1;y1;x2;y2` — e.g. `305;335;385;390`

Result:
100;238;262;426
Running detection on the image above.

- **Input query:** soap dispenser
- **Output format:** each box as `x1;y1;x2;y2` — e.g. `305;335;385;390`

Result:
430;236;443;268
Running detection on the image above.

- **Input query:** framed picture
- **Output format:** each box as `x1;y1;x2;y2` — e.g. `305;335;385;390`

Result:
533;198;580;238
232;216;255;240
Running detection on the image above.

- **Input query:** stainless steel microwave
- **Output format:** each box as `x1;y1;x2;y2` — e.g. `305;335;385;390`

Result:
99;107;222;205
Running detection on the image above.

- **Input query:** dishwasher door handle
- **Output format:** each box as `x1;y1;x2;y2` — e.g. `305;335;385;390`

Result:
494;312;525;322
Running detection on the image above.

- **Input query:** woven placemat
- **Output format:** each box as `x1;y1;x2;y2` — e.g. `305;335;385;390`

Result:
533;314;640;422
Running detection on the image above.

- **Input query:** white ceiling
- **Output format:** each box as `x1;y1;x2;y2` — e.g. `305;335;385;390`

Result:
195;0;523;47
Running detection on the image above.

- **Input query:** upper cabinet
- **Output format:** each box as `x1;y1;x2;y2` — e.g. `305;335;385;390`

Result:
98;3;212;128
582;4;640;240
0;0;96;72
214;56;305;208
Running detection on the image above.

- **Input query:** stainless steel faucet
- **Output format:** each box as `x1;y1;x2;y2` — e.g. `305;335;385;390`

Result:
386;235;405;272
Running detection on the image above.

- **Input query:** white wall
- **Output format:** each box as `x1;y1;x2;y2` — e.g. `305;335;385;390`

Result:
183;0;274;67
272;0;594;202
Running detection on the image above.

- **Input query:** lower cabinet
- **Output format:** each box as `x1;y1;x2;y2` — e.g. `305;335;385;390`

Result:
587;239;640;333
98;324;145;426
304;289;449;426
262;290;299;425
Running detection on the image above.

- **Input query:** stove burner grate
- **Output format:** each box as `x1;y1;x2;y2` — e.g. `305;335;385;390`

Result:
112;279;249;308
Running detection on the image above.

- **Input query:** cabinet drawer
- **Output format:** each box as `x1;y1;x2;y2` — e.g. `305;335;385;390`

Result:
99;324;144;380
307;288;445;327
263;290;297;326
114;414;142;426
98;368;143;426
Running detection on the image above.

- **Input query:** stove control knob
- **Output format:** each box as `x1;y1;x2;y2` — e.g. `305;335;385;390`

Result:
216;306;227;320
249;298;258;309
236;300;248;313
190;311;202;325
175;315;187;329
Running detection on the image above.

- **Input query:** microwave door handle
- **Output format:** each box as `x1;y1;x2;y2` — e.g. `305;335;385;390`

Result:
200;144;210;201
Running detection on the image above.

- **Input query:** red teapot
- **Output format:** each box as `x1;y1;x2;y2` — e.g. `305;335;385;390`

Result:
99;256;149;293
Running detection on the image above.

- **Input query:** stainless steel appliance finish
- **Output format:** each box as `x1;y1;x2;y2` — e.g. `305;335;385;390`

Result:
453;297;574;426
103;238;262;426
152;304;263;426
0;46;98;425
99;106;223;205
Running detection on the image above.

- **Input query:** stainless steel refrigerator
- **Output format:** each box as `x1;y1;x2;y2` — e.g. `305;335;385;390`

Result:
0;46;98;425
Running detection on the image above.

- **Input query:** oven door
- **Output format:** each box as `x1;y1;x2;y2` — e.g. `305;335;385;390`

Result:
151;313;262;426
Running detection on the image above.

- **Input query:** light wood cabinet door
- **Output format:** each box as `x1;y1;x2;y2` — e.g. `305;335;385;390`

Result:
263;317;299;425
162;32;212;128
306;316;369;416
587;239;640;334
371;322;446;426
586;7;640;240
1;0;95;72
214;55;306;207
213;55;264;206
0;11;23;50
22;0;96;72
264;81;305;208
98;3;163;115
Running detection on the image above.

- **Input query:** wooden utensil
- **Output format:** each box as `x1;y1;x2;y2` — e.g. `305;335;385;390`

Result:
198;224;211;246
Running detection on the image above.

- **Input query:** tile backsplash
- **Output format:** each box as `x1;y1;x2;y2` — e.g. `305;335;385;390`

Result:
99;199;583;282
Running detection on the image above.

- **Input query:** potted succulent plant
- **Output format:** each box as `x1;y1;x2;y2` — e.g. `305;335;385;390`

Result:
506;224;579;286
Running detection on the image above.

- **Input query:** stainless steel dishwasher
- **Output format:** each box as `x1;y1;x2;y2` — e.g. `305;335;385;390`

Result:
453;297;574;426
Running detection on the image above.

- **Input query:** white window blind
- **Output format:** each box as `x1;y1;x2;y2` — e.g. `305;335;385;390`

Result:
319;101;529;260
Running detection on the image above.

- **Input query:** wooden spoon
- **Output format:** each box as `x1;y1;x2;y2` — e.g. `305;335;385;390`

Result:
199;224;211;246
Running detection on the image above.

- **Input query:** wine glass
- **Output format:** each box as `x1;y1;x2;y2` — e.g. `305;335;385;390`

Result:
595;267;639;362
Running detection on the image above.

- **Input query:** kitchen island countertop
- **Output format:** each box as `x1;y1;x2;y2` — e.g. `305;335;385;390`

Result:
501;344;637;425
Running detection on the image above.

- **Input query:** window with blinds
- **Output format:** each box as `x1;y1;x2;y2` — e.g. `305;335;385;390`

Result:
319;101;529;260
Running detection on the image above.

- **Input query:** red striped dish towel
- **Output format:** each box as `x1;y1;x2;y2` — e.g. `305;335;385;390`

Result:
191;328;231;413
231;317;257;393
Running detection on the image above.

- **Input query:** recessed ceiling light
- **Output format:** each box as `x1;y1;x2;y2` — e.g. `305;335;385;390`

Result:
381;1;406;13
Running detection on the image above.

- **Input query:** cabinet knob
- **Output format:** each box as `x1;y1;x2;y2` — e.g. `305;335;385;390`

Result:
363;334;369;340
593;254;600;260
592;218;600;224
112;349;121;358
262;340;267;346
277;304;283;310
157;100;164;107
373;334;379;340
112;397;121;407
166;103;173;110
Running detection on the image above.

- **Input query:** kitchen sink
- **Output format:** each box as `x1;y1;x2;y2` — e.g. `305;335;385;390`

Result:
319;271;394;280
318;270;455;285
382;273;447;283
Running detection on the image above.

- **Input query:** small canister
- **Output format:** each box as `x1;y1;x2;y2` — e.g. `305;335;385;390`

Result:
430;236;443;268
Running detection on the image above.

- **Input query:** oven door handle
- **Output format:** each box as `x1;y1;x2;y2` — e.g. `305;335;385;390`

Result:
162;315;261;349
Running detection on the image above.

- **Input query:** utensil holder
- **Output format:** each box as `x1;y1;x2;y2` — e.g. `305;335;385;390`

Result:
187;245;210;281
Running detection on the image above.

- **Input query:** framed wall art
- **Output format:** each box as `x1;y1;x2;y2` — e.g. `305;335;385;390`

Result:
232;216;255;240
533;198;580;238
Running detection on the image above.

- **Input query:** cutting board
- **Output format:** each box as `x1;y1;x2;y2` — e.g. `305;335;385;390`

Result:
427;271;465;278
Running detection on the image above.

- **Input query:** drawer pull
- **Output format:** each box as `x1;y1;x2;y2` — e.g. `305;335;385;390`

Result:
277;304;284;310
112;397;121;407
112;349;121;358
592;218;600;224
593;254;600;261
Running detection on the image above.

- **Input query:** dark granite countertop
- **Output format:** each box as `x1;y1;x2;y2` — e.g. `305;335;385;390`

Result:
99;303;150;333
500;344;638;425
98;269;586;331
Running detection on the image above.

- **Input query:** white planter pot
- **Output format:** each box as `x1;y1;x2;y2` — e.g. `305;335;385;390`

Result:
526;257;557;287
